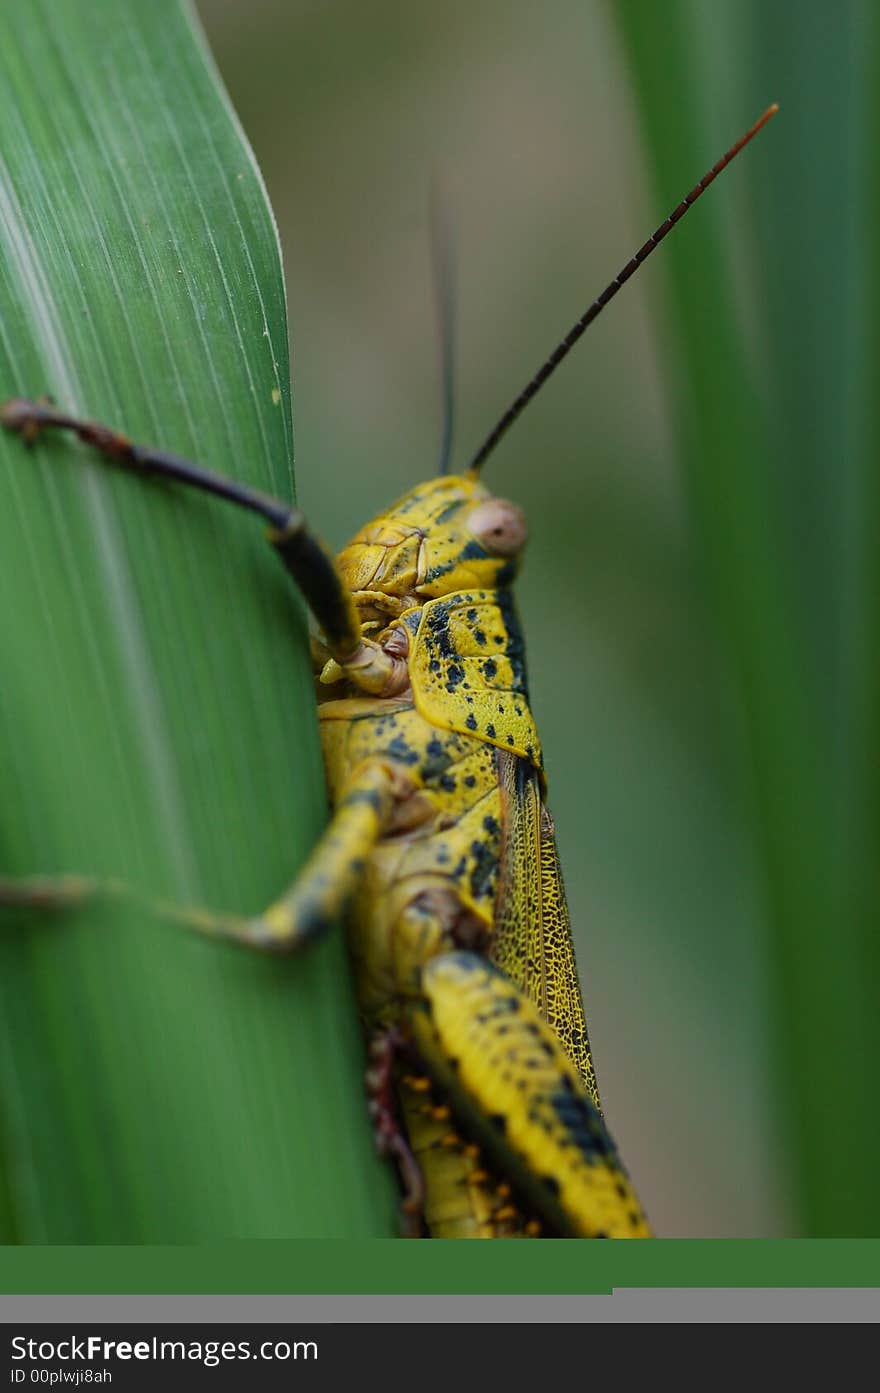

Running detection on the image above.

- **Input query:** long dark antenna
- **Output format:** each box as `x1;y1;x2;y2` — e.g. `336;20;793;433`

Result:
430;179;457;475
467;103;778;474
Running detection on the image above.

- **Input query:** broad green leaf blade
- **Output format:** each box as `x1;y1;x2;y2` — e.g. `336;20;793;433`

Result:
0;0;395;1239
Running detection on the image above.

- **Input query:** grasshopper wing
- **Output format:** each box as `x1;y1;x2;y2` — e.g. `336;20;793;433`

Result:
409;953;651;1238
493;749;598;1103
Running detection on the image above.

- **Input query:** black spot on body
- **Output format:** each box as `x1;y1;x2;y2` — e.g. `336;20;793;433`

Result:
421;736;451;780
547;1079;617;1164
459;539;489;563
465;713;478;731
469;839;498;901
427;605;456;659
434;500;465;524
496;590;530;697
423;560;456;585
345;789;382;811
403;609;423;634
486;724;497;739
483;658;498;680
386;735;419;766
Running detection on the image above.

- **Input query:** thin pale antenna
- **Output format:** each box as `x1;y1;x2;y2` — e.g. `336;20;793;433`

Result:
467;103;778;474
430;178;456;475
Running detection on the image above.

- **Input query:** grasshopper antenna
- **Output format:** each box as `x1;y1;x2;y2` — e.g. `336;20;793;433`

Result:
467;103;778;474
431;178;457;476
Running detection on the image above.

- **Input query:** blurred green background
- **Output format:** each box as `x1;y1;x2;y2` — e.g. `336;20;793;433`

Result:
192;0;880;1238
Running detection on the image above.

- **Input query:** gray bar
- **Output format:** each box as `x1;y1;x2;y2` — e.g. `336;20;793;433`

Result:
0;1290;876;1323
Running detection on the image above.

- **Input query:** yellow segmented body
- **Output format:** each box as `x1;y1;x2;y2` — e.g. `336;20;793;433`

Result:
320;699;550;1236
315;473;650;1237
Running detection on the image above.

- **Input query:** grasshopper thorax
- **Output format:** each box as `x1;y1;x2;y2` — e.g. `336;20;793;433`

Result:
335;474;527;624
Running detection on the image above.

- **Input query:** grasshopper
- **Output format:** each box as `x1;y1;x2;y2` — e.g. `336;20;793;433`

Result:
0;106;776;1238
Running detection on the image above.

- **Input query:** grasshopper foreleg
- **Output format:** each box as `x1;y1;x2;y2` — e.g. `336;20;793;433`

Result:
1;398;405;694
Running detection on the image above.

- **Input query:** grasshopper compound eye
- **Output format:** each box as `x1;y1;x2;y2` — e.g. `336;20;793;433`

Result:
466;498;528;556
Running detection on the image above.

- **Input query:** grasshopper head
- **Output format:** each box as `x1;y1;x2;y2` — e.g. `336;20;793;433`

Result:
335;474;527;618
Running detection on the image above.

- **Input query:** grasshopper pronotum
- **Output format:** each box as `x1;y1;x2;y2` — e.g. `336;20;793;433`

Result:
0;105;776;1237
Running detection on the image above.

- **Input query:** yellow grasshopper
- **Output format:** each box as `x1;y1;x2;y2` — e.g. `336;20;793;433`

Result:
0;106;776;1238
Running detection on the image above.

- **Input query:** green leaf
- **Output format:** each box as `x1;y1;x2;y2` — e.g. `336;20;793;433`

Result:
0;0;395;1239
613;0;880;1235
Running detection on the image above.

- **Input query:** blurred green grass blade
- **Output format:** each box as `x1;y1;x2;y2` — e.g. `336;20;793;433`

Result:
0;0;394;1239
857;6;880;1204
613;0;880;1234
740;0;880;1236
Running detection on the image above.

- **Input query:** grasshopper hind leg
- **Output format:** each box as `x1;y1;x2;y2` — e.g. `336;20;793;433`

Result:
409;953;653;1239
